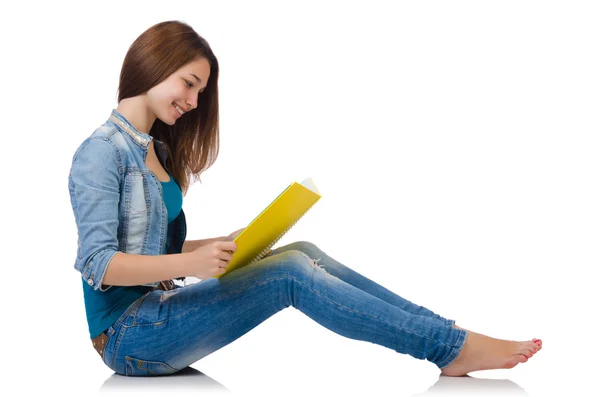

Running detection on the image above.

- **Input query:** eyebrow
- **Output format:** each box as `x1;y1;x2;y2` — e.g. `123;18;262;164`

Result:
189;73;202;84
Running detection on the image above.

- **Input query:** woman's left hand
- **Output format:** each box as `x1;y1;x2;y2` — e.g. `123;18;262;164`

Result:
224;227;245;241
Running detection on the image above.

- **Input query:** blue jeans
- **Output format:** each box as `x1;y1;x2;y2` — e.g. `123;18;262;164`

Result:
101;241;467;376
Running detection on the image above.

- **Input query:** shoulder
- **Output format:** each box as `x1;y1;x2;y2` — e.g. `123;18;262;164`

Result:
70;130;127;181
71;122;126;166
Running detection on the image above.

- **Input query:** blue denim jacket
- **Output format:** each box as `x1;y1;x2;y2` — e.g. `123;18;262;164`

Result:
68;109;187;291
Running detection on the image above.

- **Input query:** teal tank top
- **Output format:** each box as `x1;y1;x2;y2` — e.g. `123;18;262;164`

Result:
82;171;183;339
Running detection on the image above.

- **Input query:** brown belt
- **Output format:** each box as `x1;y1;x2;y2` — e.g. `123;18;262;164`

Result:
92;332;109;358
91;280;176;358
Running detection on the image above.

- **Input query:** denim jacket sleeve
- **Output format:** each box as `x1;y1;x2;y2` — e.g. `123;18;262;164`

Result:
69;137;122;292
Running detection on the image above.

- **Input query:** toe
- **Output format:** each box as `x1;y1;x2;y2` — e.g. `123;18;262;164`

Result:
517;354;528;363
507;354;528;368
524;341;538;353
519;344;536;357
528;344;539;354
529;345;540;356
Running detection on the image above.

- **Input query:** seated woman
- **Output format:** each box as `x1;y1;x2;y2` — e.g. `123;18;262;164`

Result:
67;20;542;377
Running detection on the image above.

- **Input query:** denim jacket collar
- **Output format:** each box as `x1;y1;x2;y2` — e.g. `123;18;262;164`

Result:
109;109;152;148
108;109;169;166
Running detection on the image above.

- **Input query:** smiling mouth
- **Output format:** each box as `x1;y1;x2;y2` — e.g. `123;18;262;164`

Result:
173;103;185;115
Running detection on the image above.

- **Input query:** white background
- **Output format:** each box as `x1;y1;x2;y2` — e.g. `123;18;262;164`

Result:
2;1;598;396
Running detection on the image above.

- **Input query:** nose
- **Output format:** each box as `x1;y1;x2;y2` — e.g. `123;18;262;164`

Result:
186;95;198;111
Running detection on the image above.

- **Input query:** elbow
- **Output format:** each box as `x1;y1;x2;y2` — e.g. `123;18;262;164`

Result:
81;248;120;292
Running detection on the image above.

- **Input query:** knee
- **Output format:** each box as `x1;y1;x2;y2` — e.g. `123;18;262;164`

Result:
288;240;322;256
276;250;323;274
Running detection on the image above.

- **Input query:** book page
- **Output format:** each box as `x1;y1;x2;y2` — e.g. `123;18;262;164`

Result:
301;177;319;195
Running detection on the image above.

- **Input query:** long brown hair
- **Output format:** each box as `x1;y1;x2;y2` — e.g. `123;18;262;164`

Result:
117;20;220;196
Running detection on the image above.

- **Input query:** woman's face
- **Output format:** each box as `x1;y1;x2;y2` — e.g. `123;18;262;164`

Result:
147;57;211;125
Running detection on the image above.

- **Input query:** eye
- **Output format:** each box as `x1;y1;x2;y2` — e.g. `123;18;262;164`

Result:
184;79;193;88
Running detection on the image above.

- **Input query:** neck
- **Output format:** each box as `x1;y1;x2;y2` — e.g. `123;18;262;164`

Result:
116;96;156;134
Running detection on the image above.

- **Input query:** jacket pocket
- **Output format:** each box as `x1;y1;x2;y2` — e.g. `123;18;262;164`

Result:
124;171;148;214
125;355;178;376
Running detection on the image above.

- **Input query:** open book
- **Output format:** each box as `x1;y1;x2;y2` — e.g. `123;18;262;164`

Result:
215;177;321;278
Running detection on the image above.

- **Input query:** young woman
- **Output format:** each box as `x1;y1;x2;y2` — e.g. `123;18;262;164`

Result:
68;20;542;377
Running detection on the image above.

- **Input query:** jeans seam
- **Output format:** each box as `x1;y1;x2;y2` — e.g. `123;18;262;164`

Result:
288;276;449;346
437;347;459;369
436;328;467;368
110;324;128;371
149;275;452;347
108;291;150;335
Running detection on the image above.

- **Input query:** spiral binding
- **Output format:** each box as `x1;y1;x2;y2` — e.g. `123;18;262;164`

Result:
247;209;311;264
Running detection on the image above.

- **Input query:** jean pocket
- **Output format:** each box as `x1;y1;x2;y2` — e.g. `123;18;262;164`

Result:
125;355;178;376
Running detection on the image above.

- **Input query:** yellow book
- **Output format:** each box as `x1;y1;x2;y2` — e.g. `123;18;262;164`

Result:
215;177;321;278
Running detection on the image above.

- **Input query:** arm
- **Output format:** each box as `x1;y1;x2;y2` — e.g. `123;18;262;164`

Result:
106;236;235;285
70;138;192;290
102;251;191;287
181;236;226;254
69;138;122;291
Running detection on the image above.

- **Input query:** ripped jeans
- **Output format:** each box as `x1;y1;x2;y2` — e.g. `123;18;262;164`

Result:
100;241;467;376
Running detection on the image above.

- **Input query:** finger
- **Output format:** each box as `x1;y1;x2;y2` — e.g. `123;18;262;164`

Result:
220;241;237;253
219;249;234;260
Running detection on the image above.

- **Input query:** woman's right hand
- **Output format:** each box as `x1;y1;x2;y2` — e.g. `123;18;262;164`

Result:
186;240;237;279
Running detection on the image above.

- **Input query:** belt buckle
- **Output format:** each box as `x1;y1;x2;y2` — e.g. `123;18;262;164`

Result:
158;280;175;291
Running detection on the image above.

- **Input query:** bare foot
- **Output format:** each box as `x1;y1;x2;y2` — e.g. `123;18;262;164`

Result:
441;328;542;376
453;324;543;350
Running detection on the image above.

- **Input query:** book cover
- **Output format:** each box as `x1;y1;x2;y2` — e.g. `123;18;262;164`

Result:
215;177;321;278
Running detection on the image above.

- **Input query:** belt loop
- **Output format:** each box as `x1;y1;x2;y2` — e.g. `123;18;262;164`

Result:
106;326;115;337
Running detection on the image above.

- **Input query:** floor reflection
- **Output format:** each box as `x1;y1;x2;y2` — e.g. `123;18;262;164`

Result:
100;366;230;393
413;374;528;396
